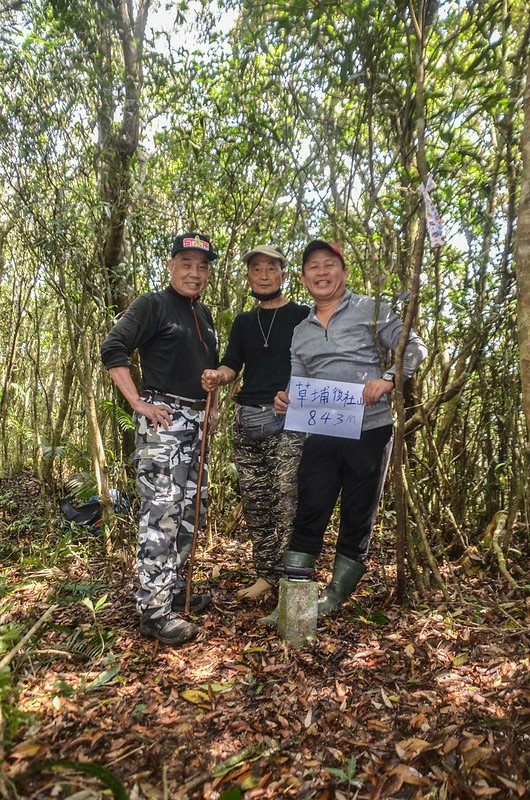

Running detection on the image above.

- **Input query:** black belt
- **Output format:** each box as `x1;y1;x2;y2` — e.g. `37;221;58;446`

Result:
141;390;206;411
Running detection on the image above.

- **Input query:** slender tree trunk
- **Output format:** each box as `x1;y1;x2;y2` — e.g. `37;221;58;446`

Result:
100;0;151;313
394;0;430;600
43;355;77;488
0;279;34;463
515;56;530;522
394;215;425;599
515;58;530;438
56;262;115;550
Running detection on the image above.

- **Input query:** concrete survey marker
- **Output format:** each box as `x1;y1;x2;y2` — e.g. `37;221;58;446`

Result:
277;576;318;649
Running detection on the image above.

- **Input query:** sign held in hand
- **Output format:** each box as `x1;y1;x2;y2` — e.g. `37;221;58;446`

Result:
285;376;365;439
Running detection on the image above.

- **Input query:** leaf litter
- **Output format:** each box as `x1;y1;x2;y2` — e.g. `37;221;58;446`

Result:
0;474;528;799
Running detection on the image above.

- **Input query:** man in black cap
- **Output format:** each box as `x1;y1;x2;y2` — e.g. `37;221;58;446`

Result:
101;232;218;645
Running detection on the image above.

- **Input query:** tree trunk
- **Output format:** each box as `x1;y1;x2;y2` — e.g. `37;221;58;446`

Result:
101;0;152;314
394;0;430;600
515;58;530;439
515;56;530;525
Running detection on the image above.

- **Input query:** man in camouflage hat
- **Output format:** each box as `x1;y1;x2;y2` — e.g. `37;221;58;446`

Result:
202;244;309;601
101;232;218;645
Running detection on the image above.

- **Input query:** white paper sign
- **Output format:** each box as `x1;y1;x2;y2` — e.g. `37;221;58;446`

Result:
285;376;365;439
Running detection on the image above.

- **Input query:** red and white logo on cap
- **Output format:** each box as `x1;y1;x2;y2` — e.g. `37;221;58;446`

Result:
328;242;344;259
183;235;210;251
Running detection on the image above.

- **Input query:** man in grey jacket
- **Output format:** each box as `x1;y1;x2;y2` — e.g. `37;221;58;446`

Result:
267;239;427;619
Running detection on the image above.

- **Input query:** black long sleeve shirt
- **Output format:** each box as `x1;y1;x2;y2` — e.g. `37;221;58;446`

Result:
221;301;309;406
101;286;218;400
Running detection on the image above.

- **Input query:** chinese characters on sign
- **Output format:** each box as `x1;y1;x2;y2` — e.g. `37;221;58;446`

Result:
284;376;365;439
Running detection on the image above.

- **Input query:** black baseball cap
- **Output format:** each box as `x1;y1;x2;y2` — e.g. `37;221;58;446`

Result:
302;239;345;267
171;232;218;261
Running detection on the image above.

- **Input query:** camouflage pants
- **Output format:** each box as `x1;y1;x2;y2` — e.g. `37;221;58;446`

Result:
133;403;207;619
233;422;305;584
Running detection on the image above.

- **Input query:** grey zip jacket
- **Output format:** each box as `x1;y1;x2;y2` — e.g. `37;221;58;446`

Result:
290;289;427;431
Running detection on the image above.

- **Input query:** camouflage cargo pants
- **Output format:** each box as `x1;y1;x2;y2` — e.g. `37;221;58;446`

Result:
233;423;305;584
133;403;207;619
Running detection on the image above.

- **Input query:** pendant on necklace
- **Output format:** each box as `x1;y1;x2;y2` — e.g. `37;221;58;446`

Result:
257;305;279;350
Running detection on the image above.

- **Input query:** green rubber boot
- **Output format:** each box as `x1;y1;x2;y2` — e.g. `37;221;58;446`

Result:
318;553;366;617
258;550;316;627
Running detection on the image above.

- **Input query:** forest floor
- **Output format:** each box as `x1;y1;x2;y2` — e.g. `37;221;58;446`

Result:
0;473;529;800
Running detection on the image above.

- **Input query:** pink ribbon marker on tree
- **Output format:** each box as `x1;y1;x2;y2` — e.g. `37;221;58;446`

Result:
419;176;445;249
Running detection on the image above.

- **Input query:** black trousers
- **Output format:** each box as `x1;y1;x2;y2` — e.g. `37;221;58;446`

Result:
289;425;393;561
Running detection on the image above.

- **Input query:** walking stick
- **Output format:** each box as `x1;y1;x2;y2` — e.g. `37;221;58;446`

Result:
185;390;213;614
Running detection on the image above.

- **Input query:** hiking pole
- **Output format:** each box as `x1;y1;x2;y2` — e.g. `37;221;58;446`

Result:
185;390;213;615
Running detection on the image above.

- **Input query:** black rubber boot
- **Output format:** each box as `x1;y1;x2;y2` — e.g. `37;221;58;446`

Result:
258;550;316;627
318;553;366;617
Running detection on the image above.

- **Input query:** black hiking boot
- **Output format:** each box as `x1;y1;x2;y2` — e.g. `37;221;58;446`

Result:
171;590;211;614
140;612;198;645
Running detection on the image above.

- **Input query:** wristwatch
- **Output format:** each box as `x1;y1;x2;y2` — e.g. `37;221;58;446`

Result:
381;371;395;385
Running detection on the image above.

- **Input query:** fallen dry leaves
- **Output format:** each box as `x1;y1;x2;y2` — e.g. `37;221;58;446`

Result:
0;475;528;799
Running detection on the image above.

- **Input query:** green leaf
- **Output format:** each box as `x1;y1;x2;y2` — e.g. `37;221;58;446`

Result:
367;610;389;625
347;598;365;614
21;760;128;800
325;755;362;787
132;703;147;718
200;679;236;693
99;400;134;431
219;788;242;800
326;767;349;781
346;755;358;778
182;688;210;704
81;596;94;613
85;665;121;691
241;775;259;789
94;593;110;612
